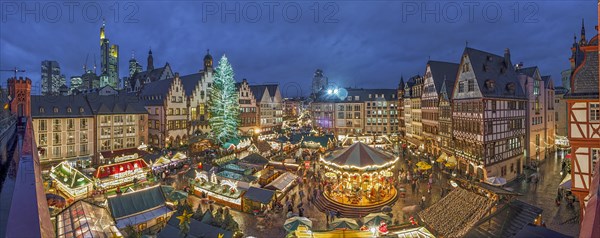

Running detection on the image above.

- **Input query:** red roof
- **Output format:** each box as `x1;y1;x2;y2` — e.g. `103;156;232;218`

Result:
100;148;148;159
94;159;149;179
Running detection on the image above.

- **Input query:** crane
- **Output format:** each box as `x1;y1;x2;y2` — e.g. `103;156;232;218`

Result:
0;67;26;78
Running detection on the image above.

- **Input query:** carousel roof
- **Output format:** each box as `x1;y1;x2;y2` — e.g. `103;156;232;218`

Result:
324;142;395;168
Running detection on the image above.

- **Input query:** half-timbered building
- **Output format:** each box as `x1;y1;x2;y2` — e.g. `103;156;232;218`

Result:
422;61;459;156
565;23;599;219
237;79;258;134
452;47;527;182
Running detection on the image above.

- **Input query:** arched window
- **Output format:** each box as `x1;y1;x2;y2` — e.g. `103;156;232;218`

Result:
53;107;58;113
67;107;72;113
40;107;45;113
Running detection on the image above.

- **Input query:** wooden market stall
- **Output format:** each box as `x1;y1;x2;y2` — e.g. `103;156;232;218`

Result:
50;161;94;199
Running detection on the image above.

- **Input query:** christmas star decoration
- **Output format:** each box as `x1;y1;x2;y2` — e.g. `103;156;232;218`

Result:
176;210;193;225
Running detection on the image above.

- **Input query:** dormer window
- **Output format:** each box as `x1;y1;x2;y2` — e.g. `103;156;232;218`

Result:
40;107;45;113
53;107;58;113
79;107;84;113
67;107;72;113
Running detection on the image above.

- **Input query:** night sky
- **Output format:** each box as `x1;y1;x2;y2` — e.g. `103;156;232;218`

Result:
0;1;596;96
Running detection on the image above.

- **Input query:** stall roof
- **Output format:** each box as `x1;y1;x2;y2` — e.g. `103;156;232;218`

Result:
50;162;92;189
302;135;334;147
216;170;256;182
107;185;168;220
95;158;149;179
100;148;148;159
244;187;275;204
55;201;121;238
240;153;269;165
265;172;298;191
157;211;233;238
465;200;543;238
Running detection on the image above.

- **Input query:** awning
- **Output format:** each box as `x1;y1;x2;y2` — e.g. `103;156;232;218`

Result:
437;152;448;163
447;156;457;164
559;176;572;190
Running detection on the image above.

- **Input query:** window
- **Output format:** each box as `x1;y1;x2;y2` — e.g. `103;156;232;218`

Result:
458;82;465;93
52;133;61;144
80;144;88;155
80;131;88;143
39;134;47;146
67;132;75;144
101;116;111;124
114;127;124;137
101;139;111;151
467;79;475;92
67;107;72;113
126;138;136;148
80;118;88;130
113;138;123;149
491;100;496;113
53;119;61;131
114;115;123;124
39;120;47;131
533;79;540;96
39;107;45;113
590;103;600;121
67;145;75;157
155;108;159;115
67;119;74;130
79;107;84;113
52;147;61;158
127;115;135;123
53;107;58;113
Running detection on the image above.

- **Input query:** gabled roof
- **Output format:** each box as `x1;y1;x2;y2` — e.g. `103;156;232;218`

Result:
428;60;459;94
179;73;203;97
86;95;147;114
240;153;269;165
140;77;174;97
244;187;275;204
516;66;538;78
463;47;526;99
250;84;279;102
107;186;167;220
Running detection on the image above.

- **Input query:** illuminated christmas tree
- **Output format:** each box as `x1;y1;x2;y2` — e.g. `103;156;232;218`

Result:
208;55;240;145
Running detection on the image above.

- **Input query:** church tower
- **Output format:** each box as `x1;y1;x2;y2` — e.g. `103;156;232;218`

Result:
203;49;213;72
7;77;31;117
147;48;154;71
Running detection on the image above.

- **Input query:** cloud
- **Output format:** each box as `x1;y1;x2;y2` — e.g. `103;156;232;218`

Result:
0;1;596;96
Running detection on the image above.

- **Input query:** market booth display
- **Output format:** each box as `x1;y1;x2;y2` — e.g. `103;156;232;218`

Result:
191;170;244;210
107;185;173;232
320;142;398;207
94;158;149;190
50;161;93;199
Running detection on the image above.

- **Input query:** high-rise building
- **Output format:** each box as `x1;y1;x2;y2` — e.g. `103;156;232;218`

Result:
99;21;119;89
311;69;328;97
41;60;65;95
70;76;82;94
129;54;143;78
81;69;99;91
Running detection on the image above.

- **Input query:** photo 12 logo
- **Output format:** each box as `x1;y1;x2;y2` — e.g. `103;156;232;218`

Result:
1;1;140;23
201;1;339;23
400;1;539;23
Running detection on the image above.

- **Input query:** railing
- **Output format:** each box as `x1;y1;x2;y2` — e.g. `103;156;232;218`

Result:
2;117;53;238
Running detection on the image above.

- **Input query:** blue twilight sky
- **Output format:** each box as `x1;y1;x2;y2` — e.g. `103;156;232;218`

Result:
0;1;596;96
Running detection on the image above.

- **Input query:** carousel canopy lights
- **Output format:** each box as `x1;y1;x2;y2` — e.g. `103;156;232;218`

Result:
321;142;398;171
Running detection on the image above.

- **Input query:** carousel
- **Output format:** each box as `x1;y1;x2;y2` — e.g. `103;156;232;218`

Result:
320;142;398;207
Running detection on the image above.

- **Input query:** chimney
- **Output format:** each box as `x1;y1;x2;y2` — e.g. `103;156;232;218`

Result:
504;48;511;68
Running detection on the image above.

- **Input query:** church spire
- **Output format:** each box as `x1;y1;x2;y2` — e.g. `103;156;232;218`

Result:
580;18;587;45
147;47;154;71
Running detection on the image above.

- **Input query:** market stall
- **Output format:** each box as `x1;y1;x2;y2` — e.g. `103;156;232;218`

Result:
152;156;172;170
94;158;149;190
320;142;398;207
191;170;243;210
50;161;93;199
242;187;276;214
